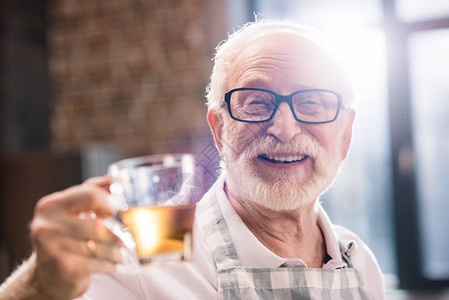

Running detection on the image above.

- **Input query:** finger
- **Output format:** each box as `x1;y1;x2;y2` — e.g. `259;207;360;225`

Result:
55;217;124;245
31;218;65;258
41;252;117;280
33;218;124;263
33;225;123;264
60;237;123;264
36;184;114;218
62;185;114;217
31;213;124;255
84;175;112;192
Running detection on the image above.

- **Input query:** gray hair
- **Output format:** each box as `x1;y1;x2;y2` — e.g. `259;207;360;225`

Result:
205;20;354;112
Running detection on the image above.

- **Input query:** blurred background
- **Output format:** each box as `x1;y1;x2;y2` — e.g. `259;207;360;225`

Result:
0;0;448;298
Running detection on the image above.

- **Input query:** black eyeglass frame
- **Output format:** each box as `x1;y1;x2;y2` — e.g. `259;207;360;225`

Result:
224;87;343;124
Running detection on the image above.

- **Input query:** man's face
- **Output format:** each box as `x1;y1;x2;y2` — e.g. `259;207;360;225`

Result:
210;33;355;211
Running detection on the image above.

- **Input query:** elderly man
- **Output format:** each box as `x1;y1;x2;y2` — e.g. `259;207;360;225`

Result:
0;20;384;299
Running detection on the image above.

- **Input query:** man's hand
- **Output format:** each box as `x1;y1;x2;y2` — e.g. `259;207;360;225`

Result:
0;176;124;300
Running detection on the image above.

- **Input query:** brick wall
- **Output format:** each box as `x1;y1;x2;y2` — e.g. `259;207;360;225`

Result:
48;0;225;155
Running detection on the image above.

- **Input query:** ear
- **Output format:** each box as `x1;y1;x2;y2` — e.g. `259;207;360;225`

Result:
340;108;356;160
207;108;224;152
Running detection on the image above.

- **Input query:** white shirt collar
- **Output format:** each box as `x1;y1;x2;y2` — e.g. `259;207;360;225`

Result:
214;173;347;269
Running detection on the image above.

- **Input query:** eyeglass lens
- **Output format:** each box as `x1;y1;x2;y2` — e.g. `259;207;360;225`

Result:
229;89;339;123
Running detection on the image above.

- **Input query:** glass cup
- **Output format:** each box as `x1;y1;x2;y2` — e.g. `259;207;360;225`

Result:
108;154;202;266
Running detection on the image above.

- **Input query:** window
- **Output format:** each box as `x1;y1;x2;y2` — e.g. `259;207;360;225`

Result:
409;29;449;282
384;0;449;288
396;0;449;22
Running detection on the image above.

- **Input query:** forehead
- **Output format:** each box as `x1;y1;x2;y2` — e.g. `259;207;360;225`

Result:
227;33;344;93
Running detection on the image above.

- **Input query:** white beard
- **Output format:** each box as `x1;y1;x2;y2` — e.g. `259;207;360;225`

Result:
221;132;341;211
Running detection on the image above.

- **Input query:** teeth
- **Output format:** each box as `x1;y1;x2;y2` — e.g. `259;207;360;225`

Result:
263;154;305;162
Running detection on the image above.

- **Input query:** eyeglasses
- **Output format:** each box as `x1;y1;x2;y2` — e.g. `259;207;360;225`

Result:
224;88;342;124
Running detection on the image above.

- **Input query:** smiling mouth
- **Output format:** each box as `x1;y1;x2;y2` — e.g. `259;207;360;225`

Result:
258;154;309;164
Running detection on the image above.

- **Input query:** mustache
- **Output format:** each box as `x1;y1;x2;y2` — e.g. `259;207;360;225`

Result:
241;134;325;159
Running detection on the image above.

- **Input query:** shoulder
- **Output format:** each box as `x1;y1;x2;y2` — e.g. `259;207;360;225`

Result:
334;225;386;300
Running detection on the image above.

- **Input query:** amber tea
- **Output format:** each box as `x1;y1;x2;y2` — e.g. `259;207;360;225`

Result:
120;204;196;265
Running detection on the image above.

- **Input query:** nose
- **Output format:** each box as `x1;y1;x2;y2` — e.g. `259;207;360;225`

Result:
266;102;303;142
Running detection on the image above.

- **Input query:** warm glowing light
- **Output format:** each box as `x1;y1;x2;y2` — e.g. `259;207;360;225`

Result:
320;27;387;107
127;208;161;255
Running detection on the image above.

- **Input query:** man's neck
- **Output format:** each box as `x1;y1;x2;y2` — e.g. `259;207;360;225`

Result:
224;182;326;268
